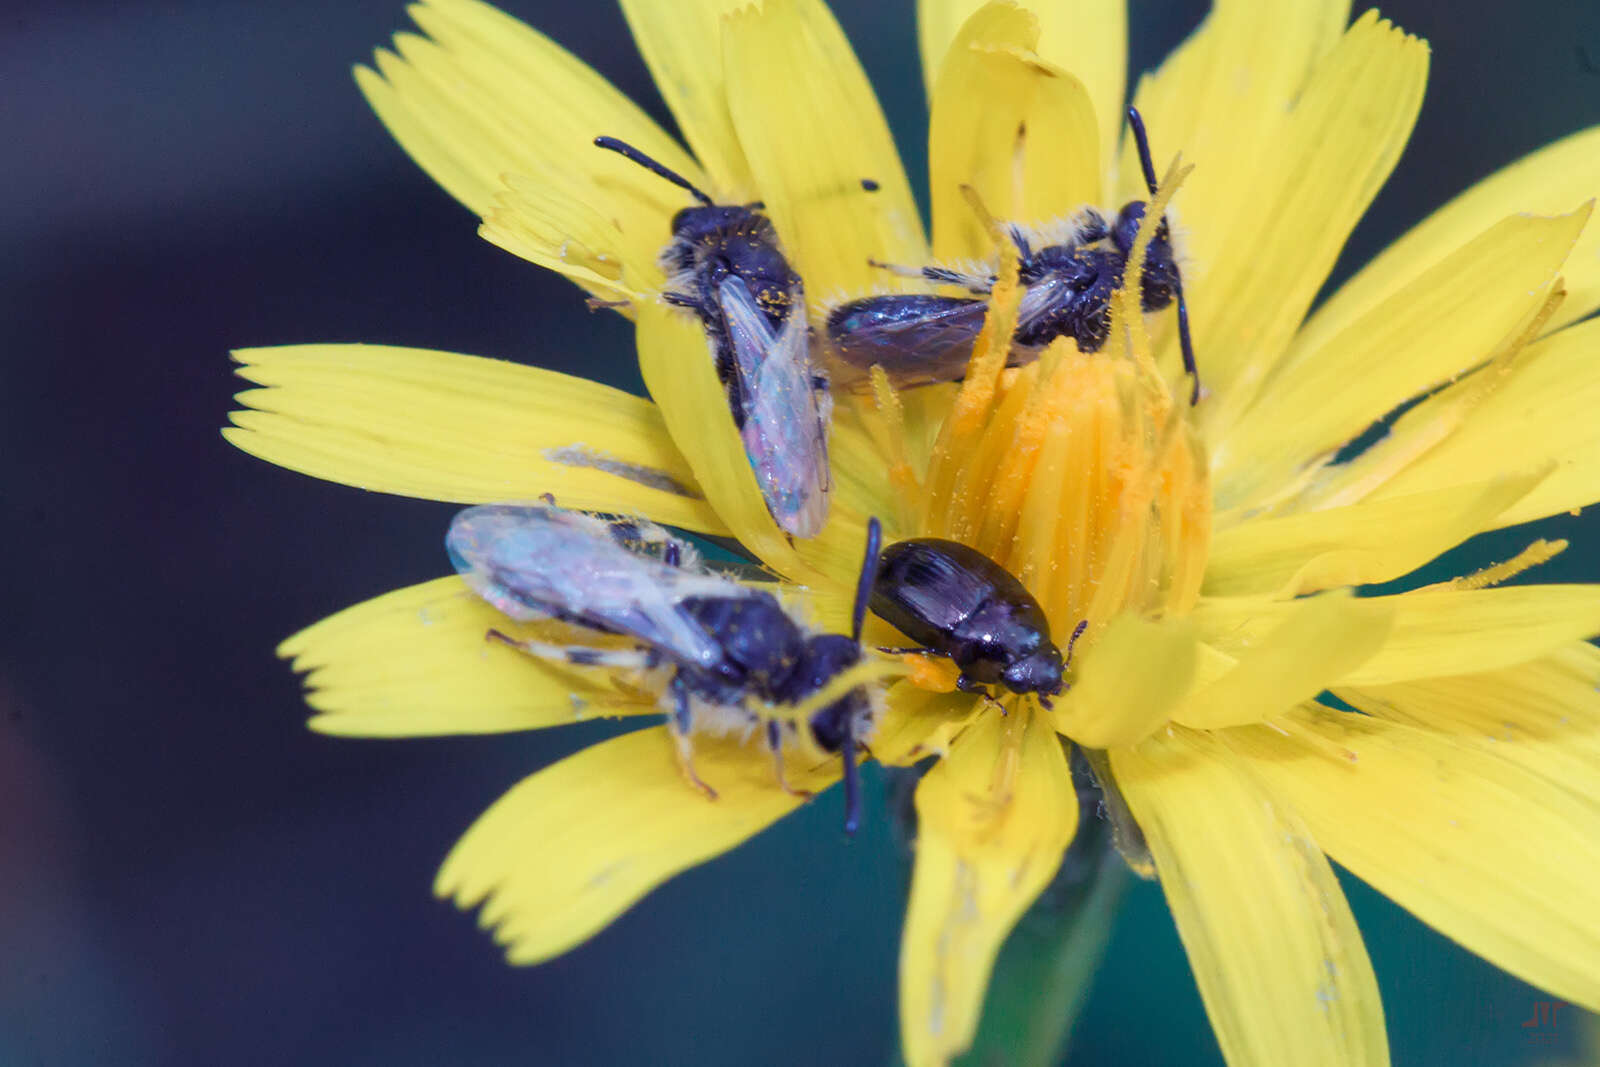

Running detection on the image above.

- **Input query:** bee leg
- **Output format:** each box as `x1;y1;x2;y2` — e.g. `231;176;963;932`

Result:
661;291;701;312
867;259;993;294
584;296;632;312
485;630;657;671
764;720;814;800
669;674;719;801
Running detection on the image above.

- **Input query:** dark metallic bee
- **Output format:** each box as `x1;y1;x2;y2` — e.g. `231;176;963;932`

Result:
870;538;1083;707
595;137;831;538
448;504;883;831
826;107;1199;403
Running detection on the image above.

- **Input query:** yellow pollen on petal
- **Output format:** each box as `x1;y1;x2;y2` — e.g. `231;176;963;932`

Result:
903;653;961;693
1413;537;1569;593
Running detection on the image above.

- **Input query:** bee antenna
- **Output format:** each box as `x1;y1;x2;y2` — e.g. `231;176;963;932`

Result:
1177;291;1199;404
1126;108;1202;405
840;718;862;835
1126;107;1160;197
851;518;882;643
594;136;715;206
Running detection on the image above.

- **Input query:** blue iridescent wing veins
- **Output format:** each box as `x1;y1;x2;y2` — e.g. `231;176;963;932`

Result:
718;275;830;538
446;504;737;668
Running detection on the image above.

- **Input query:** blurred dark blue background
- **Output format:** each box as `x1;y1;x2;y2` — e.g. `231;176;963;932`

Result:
3;1;1598;1064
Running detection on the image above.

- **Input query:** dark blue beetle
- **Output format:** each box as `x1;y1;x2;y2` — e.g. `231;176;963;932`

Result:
449;504;882;831
871;538;1084;707
826;107;1199;404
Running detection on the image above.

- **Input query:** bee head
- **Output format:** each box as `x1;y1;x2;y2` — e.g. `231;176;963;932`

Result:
793;634;866;753
1112;202;1179;312
670;204;776;245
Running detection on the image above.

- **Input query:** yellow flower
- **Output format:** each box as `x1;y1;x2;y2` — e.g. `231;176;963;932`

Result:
224;1;1600;1065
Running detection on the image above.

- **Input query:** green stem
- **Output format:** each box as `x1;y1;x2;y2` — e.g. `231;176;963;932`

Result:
955;840;1127;1067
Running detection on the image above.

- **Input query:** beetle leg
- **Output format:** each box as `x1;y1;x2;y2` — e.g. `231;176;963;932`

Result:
953;674;1009;714
876;645;948;657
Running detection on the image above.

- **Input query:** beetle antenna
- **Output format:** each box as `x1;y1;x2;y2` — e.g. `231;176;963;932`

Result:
594;136;714;206
851;518;882;643
1063;619;1088;670
1126;108;1202;405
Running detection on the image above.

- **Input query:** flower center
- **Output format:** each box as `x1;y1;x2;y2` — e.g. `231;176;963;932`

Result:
866;164;1211;673
924;348;1211;637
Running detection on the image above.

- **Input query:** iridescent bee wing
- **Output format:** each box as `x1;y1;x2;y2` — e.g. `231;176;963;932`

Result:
718;275;830;539
824;294;992;387
1015;273;1072;340
446;504;736;668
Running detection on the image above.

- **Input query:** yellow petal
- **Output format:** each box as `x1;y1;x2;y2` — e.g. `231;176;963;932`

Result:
927;3;1100;262
224;344;726;535
1216;208;1587;506
723;0;925;299
1339;642;1600;809
1112;729;1387;1067
829;399;903;527
1205;469;1549;598
478;172;660;306
918;0;1125;175
1121;0;1349;243
281;577;656;737
617;0;752;190
364;0;701;278
1232;706;1600;1013
436;724;820;965
1152;11;1426;433
1055;614;1198;747
1309;317;1600;527
1195;585;1600;688
871;682;981;766
899;706;1078;1067
1305;125;1600;343
356;62;494;212
1175;592;1392;731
